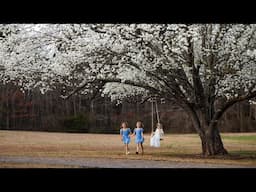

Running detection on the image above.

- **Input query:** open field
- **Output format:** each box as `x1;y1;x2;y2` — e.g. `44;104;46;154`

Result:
0;130;256;168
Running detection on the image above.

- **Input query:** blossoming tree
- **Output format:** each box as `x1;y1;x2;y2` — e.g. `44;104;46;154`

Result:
1;24;256;155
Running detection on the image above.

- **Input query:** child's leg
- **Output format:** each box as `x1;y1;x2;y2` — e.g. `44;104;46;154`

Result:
125;144;130;154
141;143;144;154
125;144;128;154
136;144;139;154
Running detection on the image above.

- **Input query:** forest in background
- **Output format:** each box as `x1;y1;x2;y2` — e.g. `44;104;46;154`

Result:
1;83;256;134
2;24;256;155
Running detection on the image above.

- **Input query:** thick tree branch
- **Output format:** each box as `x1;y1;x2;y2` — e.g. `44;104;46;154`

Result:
61;78;162;100
187;36;206;108
212;91;256;123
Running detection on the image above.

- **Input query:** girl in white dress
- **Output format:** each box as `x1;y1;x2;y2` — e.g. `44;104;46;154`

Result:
150;123;164;147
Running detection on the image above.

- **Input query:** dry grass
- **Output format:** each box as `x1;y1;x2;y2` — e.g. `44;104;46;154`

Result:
0;130;256;167
0;162;79;168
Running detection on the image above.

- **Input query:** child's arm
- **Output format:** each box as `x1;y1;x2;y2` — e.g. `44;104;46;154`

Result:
129;129;133;136
120;129;123;140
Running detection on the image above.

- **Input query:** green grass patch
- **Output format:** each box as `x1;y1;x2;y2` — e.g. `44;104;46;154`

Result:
230;150;256;156
222;135;256;141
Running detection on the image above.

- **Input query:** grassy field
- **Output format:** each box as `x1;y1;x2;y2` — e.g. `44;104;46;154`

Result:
0;130;256;167
0;162;80;168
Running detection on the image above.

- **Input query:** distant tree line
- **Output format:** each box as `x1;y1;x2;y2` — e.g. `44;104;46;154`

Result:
1;83;256;134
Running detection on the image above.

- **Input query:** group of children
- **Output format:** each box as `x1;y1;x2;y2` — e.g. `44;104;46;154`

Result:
120;121;164;155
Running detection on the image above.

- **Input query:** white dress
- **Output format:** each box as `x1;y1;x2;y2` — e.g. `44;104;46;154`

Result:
160;128;164;140
150;128;161;147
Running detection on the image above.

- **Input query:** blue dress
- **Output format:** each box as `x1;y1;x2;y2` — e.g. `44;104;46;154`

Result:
120;128;131;144
134;128;144;144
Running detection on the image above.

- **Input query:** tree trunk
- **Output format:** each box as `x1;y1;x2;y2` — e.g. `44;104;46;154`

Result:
204;121;228;155
199;133;207;155
187;106;228;156
73;96;77;116
6;85;10;129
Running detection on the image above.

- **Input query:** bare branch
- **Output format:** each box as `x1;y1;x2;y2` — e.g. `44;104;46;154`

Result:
213;91;256;122
61;77;162;100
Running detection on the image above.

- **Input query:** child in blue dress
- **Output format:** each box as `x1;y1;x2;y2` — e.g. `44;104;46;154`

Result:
132;121;144;155
120;122;132;155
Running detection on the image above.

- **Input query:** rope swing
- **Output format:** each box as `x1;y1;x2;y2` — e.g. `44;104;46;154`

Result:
150;96;164;134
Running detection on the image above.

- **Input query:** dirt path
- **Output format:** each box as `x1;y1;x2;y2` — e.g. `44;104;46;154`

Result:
0;156;252;168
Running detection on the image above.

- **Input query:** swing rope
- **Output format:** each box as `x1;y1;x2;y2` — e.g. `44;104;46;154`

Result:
151;96;161;135
155;99;160;124
150;96;164;142
151;99;154;134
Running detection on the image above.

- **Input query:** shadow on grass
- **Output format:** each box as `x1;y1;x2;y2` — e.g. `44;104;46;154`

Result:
228;150;256;159
152;150;256;160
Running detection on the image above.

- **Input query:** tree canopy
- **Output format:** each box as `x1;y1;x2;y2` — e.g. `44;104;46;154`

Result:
1;24;256;155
